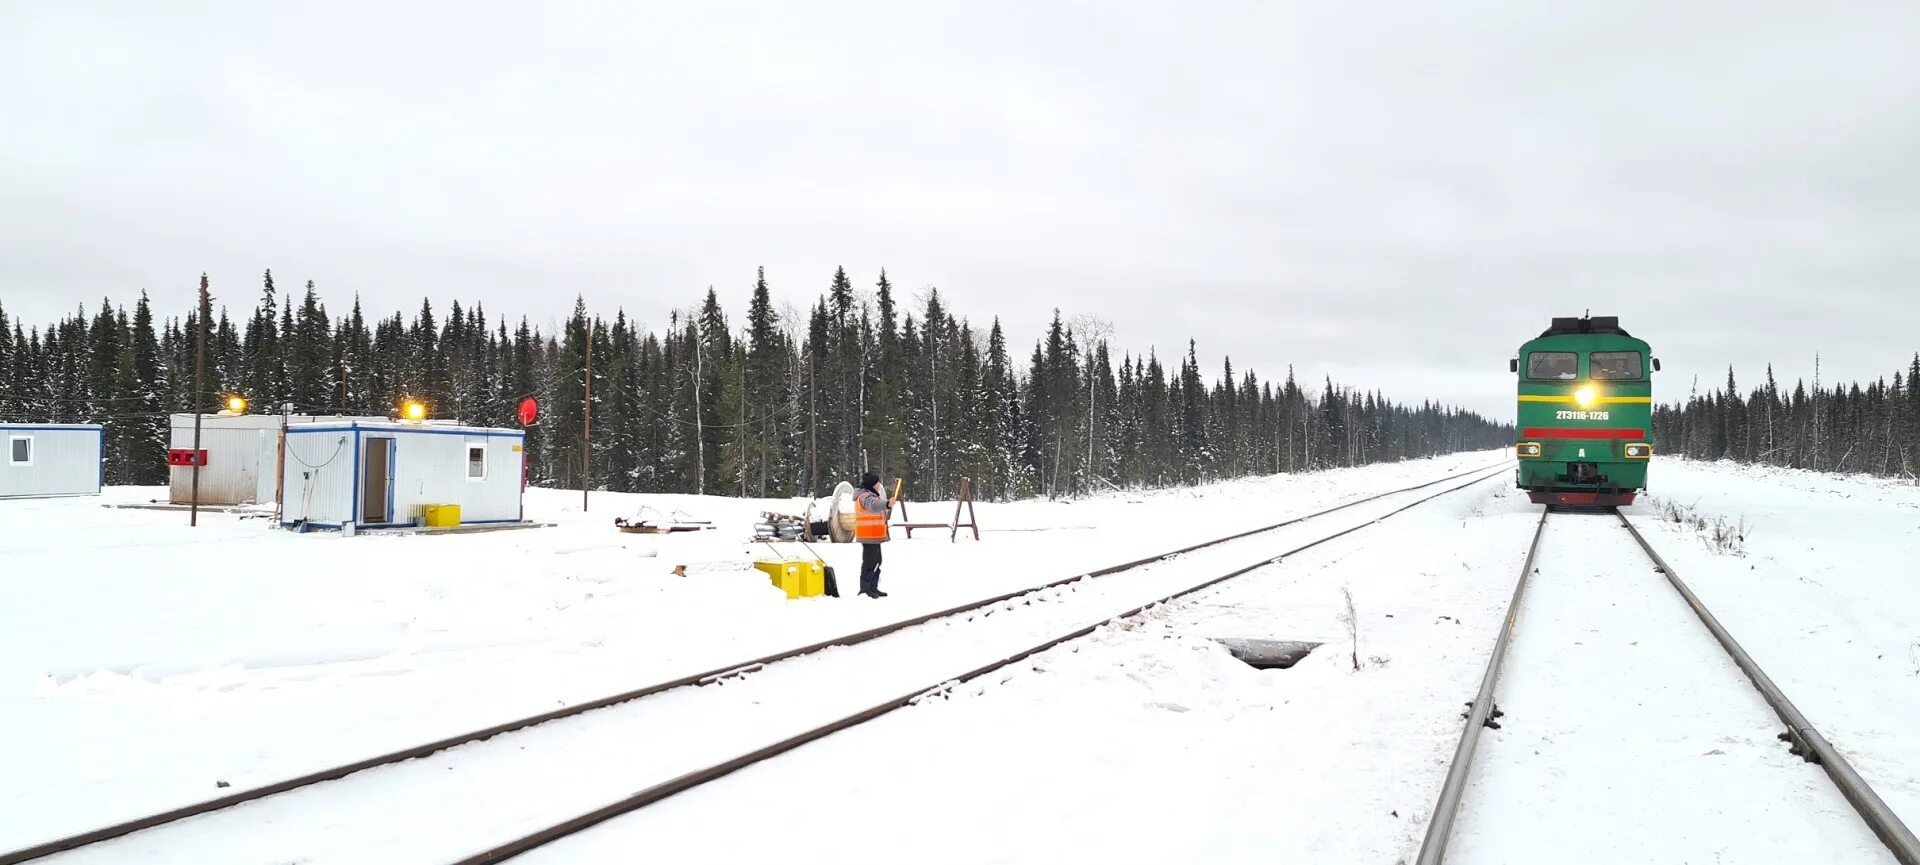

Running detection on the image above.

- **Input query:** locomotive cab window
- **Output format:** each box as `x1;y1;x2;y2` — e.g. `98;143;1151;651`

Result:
1589;351;1643;380
1526;351;1578;380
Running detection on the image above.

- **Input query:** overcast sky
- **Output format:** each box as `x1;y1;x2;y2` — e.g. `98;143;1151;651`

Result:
4;1;1917;417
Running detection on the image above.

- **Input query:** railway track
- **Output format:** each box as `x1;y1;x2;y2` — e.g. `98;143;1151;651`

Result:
1415;508;1920;865
10;461;1508;865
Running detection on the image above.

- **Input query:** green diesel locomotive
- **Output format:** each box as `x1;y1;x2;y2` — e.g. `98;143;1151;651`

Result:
1511;315;1659;507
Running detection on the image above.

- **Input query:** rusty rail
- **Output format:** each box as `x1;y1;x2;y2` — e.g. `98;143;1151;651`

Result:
445;468;1506;863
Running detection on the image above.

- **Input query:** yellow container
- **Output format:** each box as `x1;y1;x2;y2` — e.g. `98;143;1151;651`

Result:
752;558;824;599
799;559;825;597
424;504;462;527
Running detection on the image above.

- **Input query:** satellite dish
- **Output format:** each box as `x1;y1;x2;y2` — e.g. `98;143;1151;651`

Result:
518;397;540;426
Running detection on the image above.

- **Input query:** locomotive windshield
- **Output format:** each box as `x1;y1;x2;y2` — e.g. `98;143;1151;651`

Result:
1526;351;1577;380
1589;351;1643;380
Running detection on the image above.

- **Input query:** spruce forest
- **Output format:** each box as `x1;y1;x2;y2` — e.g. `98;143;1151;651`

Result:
1;267;1512;500
1652;360;1920;480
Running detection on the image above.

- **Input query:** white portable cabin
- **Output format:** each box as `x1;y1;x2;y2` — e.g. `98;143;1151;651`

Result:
279;420;526;530
1;423;105;499
167;413;387;506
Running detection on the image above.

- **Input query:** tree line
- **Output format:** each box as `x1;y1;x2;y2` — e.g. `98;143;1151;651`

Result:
1;268;1512;499
1652;357;1920;479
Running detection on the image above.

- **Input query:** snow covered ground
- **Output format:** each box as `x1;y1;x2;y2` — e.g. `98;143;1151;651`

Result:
509;462;1920;865
1632;459;1920;842
1449;512;1890;863
34;466;1511;864
1;450;1500;854
521;472;1544;865
5;451;1917;864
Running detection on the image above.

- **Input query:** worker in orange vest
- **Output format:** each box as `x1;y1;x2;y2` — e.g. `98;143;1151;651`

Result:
852;472;891;598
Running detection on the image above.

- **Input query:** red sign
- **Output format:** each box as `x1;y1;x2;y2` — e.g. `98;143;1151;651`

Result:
517;397;540;426
167;449;209;467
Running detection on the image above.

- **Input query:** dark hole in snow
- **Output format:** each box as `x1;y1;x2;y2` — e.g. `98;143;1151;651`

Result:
1212;638;1321;670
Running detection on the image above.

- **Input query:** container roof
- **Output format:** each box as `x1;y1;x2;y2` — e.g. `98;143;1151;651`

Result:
167;413;390;428
285;419;523;436
0;423;103;431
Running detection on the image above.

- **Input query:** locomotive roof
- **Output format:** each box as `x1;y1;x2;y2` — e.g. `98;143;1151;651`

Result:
1538;316;1630;338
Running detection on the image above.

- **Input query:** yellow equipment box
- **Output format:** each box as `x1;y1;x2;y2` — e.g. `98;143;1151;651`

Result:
798;559;824;597
423;504;462;527
753;557;824;599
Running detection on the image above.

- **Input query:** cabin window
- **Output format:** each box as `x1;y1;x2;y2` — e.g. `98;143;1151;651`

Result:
1526;351;1578;381
466;443;487;481
1589;351;1643;380
7;435;31;466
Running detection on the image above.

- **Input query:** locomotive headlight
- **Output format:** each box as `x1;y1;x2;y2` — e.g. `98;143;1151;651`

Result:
1624;443;1652;459
1575;386;1597;407
1516;442;1543;458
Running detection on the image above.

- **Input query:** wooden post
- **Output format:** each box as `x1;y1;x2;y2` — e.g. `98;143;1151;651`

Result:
189;274;210;528
950;476;980;542
890;478;912;537
274;418;287;525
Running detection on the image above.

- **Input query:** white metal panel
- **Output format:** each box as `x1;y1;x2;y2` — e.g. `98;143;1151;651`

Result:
169;415;279;504
253;428;282;505
386;431;524;524
279;427;357;525
0;425;104;498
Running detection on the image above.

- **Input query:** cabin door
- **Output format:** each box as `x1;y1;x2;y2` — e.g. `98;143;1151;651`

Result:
361;437;394;524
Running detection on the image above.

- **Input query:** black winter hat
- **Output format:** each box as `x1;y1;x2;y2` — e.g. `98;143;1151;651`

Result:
860;472;881;489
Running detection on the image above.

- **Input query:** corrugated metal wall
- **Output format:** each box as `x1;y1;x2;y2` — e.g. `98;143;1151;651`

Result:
387;429;525;524
280;427;358;525
168;417;276;505
0;425;104;498
278;423;525;528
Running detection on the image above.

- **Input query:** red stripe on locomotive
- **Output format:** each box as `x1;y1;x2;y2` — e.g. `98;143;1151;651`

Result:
1520;427;1646;440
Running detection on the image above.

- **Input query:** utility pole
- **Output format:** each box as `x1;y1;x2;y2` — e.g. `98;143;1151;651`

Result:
190;273;210;527
807;350;818;495
274;399;288;526
582;316;592;512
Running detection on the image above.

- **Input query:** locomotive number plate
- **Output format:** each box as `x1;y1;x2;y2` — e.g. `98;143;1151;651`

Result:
1555;410;1610;420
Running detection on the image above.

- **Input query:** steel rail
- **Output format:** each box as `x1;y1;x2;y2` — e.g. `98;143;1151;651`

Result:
0;461;1512;865
1413;509;1550;865
1616;511;1920;865
445;469;1507;864
1415;509;1920;865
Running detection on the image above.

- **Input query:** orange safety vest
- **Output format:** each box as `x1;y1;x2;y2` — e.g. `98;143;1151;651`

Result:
853;491;890;541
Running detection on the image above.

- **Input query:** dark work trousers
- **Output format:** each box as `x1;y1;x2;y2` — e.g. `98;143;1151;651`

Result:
860;542;883;595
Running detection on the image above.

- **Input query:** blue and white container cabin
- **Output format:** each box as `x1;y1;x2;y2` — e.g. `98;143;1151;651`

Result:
1;423;105;499
278;419;526;530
